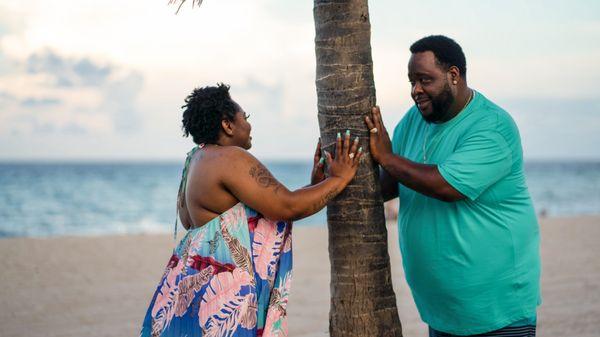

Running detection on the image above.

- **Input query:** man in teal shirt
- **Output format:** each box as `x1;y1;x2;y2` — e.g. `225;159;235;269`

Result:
365;35;541;336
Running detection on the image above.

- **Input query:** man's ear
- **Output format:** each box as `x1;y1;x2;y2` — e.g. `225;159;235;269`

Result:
221;119;234;136
448;66;461;85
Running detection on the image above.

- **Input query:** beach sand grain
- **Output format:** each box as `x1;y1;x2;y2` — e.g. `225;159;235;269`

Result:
0;216;598;337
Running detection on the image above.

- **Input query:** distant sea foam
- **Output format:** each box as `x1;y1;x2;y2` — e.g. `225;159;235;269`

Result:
0;160;598;238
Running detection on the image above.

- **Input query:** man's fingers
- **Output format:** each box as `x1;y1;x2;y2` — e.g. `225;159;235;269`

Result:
374;106;387;133
366;109;381;137
366;118;378;136
365;115;375;130
372;106;382;130
372;106;381;131
372;106;379;125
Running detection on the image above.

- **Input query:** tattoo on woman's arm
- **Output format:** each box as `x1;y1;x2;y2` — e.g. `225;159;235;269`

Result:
249;164;282;193
310;187;339;213
322;189;338;205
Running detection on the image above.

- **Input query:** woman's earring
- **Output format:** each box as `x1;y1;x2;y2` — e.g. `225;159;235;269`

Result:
452;80;458;85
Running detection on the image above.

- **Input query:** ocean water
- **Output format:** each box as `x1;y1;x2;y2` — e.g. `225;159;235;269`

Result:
0;161;598;238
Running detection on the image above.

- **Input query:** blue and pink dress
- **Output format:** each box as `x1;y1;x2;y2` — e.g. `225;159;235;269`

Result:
140;147;293;337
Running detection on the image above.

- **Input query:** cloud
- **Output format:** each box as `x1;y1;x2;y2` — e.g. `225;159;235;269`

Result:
26;49;113;87
0;49;144;136
20;97;62;107
0;91;17;104
101;71;144;132
0;52;19;77
225;76;321;159
233;77;284;118
61;122;88;135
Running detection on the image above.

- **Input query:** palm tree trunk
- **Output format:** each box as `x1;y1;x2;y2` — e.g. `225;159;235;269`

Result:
313;1;403;336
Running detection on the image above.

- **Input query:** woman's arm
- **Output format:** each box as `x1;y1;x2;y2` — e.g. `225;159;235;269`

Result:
222;131;362;221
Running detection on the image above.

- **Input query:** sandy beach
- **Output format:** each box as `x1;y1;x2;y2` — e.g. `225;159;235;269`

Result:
1;216;598;337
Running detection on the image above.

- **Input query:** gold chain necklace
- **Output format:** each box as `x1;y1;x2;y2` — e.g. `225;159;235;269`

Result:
422;89;473;162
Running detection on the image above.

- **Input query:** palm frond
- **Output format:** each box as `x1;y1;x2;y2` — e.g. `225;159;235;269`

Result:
168;0;204;14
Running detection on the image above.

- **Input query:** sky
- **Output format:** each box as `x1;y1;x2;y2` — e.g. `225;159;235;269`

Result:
1;0;599;161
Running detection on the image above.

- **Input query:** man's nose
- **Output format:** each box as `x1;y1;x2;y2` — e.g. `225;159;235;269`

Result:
411;82;423;97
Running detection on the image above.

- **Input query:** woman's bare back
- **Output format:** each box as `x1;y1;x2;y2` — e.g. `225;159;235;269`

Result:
177;145;242;229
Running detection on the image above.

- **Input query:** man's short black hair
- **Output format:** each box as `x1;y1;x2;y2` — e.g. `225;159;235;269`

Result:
410;35;467;77
181;83;238;145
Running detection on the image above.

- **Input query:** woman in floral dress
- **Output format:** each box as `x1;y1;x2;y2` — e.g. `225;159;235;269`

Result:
140;83;362;337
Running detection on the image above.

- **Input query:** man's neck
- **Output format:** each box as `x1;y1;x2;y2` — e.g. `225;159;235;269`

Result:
437;86;472;124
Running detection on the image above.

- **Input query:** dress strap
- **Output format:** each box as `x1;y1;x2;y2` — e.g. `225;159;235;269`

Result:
173;144;205;244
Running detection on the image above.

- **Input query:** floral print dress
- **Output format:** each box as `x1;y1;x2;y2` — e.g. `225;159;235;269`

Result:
140;147;292;337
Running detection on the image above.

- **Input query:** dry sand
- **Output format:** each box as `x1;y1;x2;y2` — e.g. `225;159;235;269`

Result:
1;216;599;337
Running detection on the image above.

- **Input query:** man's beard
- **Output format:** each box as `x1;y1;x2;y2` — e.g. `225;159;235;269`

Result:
422;82;454;123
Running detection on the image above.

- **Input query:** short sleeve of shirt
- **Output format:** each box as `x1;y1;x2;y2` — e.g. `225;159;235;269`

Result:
438;130;513;201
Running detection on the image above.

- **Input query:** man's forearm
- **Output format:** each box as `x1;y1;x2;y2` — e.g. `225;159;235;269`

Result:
379;153;464;202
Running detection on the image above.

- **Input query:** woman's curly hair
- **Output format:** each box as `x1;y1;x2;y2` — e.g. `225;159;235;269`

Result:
181;83;238;144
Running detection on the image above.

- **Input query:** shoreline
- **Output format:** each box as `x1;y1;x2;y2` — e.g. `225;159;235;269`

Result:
0;216;598;336
1;214;597;241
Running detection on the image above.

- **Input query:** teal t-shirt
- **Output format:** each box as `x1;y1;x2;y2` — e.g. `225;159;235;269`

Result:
392;91;541;335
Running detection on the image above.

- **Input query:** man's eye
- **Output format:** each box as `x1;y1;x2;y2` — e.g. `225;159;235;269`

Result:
421;78;431;84
244;114;251;120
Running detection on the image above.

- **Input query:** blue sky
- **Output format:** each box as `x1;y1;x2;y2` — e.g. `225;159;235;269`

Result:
0;0;599;161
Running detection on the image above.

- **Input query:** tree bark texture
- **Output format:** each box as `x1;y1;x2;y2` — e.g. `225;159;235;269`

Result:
313;1;403;336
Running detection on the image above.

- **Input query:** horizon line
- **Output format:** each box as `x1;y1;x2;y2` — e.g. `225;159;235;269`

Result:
1;157;599;164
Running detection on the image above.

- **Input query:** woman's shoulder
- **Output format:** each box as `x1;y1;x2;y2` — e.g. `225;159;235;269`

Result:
212;145;255;162
201;145;263;173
